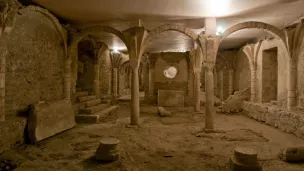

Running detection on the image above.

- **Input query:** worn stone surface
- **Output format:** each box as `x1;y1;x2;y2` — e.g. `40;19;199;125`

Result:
243;101;304;139
0;117;26;154
27;100;76;143
6;8;65;118
157;90;185;107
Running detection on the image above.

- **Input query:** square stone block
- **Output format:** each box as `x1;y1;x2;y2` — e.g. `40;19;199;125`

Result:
157;90;185;107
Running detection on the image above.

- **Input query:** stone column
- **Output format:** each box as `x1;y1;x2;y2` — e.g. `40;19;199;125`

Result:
128;69;132;89
112;68;118;97
250;69;257;102
219;70;224;101
129;59;140;125
93;60;100;98
287;59;297;110
0;38;7;121
148;57;156;102
228;69;234;95
194;69;201;112
64;59;72;100
205;64;215;130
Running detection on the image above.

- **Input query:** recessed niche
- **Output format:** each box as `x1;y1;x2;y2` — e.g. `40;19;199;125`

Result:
164;66;178;79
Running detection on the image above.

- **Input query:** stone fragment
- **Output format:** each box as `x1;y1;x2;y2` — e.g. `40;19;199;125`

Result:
27;100;76;143
229;147;262;171
157;106;172;117
279;146;304;162
96;138;120;161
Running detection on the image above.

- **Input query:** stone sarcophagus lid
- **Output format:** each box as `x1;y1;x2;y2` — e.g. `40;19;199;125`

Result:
157;90;185;107
28;100;76;143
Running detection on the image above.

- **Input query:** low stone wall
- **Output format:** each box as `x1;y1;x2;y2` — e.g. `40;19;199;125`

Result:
0;118;27;154
243;102;304;139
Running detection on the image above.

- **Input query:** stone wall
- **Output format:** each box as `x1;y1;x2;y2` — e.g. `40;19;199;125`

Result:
297;39;304;107
1;6;66;153
77;54;95;92
6;9;65;118
243;101;304;139
256;38;288;107
99;49;112;98
153;52;189;98
234;51;251;91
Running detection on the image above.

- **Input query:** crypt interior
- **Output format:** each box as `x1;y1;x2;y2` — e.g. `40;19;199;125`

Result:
1;0;304;170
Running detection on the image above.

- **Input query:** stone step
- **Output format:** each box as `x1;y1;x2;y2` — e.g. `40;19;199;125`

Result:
76;91;89;97
77;99;102;109
75;106;119;123
86;99;102;107
80;103;111;114
77;95;96;103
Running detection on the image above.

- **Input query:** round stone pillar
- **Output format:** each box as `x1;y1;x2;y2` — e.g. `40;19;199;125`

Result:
219;70;224;101
194;70;201;112
129;59;140;125
287;59;297;110
148;59;156;102
64;59;72;100
0;38;7;121
228;69;234;95
112;68;118;97
250;69;257;102
93;61;100;98
205;65;215;130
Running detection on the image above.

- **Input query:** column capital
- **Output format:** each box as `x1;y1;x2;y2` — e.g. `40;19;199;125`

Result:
122;27;148;59
129;58;140;69
204;61;215;70
193;67;201;74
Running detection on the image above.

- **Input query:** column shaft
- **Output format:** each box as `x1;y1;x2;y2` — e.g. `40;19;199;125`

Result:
148;67;155;101
131;66;140;125
113;68;118;97
220;70;224;101
194;72;201;112
228;69;234;95
0;38;6;121
287;60;297;110
93;63;100;98
250;69;256;102
205;66;214;130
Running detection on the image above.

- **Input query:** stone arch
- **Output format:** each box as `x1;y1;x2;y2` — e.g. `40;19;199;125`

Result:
19;6;67;58
68;25;128;94
140;24;203;62
220;21;288;51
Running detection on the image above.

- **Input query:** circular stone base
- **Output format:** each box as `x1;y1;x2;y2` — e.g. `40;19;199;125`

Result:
96;138;120;162
234;147;258;165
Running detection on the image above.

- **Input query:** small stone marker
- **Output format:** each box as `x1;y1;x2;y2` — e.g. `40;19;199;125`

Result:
279;146;304;162
229;147;262;171
95;138;120;161
157;106;172;117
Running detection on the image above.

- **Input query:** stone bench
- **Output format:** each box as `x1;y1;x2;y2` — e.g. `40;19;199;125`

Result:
75;105;119;124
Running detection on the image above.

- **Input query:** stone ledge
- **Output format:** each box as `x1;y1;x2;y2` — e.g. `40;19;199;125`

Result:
243;102;304;139
0;117;27;154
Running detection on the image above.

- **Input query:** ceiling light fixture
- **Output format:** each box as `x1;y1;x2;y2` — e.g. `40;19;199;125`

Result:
113;47;119;53
216;26;224;35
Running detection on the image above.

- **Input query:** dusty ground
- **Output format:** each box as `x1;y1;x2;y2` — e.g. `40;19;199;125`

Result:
1;102;304;171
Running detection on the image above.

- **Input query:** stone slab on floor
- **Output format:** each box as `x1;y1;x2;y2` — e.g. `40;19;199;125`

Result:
157;90;185;107
28;100;76;143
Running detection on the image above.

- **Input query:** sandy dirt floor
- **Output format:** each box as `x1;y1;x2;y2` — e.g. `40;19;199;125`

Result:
1;102;304;171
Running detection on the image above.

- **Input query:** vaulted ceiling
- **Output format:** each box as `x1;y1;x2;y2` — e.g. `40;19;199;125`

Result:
33;0;304;52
